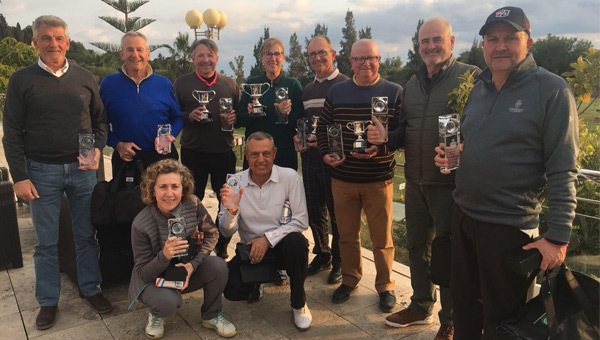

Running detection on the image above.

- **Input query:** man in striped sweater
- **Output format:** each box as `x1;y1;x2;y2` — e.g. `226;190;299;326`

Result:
317;39;402;313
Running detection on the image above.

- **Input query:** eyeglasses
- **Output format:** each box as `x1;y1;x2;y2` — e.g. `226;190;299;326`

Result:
350;56;380;64
307;50;330;59
263;51;284;59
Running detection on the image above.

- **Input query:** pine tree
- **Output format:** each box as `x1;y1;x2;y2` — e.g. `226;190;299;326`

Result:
358;26;372;39
398;19;424;85
286;33;307;83
249;27;270;77
229;55;246;83
337;10;357;77
92;0;156;53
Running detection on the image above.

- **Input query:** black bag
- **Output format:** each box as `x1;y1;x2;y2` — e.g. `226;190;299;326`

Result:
497;264;600;339
430;235;451;288
91;160;146;227
236;243;279;284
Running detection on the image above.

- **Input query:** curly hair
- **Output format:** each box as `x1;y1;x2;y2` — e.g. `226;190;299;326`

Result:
140;159;195;205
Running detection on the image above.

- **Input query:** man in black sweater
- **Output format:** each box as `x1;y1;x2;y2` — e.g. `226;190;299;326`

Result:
2;15;112;331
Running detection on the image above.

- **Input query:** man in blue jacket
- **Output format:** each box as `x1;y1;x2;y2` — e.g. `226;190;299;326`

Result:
100;32;182;176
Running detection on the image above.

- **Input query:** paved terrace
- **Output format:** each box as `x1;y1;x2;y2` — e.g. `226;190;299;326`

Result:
0;126;442;340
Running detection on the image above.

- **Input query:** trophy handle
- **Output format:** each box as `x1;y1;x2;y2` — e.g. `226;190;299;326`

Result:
208;90;216;101
240;83;251;97
261;82;271;95
346;122;355;131
366;120;373;126
192;90;201;103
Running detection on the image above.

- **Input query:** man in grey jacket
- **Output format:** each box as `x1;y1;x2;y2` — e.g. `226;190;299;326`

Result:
371;18;480;340
435;7;578;338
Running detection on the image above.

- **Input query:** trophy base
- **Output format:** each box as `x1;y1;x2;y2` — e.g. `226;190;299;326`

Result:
353;140;367;153
197;118;214;125
250;105;266;118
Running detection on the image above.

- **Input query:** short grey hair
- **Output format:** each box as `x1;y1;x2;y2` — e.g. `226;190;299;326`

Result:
307;35;334;51
190;39;219;58
120;31;149;50
245;131;275;149
33;15;69;40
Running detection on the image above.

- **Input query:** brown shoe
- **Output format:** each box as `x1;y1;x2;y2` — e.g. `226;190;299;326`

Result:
385;308;433;328
434;324;454;340
83;293;113;314
36;306;57;330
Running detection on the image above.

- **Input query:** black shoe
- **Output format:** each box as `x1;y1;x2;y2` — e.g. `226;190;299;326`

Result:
82;293;113;314
275;270;287;286
327;264;342;284
378;290;396;313
307;254;332;275
332;284;357;304
248;283;264;303
36;306;57;330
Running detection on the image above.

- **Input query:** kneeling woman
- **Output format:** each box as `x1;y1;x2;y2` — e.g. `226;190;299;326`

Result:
128;159;236;338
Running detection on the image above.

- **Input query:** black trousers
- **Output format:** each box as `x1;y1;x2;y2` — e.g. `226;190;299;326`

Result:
224;232;308;309
451;205;533;340
111;145;178;179
181;148;237;253
301;152;340;264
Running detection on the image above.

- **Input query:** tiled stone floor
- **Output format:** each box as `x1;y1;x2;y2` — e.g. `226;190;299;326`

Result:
0;127;442;339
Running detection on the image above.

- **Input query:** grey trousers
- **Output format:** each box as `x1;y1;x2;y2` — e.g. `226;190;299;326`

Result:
139;256;228;319
405;181;454;326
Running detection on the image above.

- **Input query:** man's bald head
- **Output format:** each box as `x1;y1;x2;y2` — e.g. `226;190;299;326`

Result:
418;18;455;76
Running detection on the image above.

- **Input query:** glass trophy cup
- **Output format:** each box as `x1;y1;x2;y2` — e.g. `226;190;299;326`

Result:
192;90;216;124
241;82;271;118
438;114;461;171
346;120;372;153
327;124;344;161
310;115;320;137
78;133;95;167
274;87;289;124
295;118;309;151
371;96;389;133
156;124;171;154
219;98;234;132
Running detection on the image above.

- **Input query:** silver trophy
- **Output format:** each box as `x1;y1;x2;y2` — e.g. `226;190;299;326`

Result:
346;120;372;153
327;124;344;161
438;114;461;171
241;82;271;117
296;118;309;151
371;96;389;132
219;97;234;132
192;90;216;124
78;133;95;167
274;87;289;124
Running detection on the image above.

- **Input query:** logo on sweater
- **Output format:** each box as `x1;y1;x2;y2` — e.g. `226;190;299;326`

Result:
496;9;510;17
509;99;524;113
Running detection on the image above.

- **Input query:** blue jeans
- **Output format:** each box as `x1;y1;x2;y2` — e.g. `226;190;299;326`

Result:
27;160;102;306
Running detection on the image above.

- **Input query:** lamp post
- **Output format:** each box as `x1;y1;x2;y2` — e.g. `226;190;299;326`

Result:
185;9;228;40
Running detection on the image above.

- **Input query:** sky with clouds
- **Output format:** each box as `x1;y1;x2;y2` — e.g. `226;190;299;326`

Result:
2;0;599;76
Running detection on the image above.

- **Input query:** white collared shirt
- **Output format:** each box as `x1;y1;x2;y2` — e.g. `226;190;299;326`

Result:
38;57;69;77
315;68;340;83
218;165;308;247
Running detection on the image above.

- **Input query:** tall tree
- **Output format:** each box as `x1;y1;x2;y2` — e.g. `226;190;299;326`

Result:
286;33;308;85
398;19;424;85
337;10;357;77
358;26;372;39
229;55;246;83
457;38;486;70
530;34;592;76
162;32;191;79
250;27;270;77
378;56;403;84
92;0;156;53
14;23;24;42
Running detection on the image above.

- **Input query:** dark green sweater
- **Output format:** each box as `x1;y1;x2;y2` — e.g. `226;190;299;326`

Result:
237;73;304;161
3;63;107;182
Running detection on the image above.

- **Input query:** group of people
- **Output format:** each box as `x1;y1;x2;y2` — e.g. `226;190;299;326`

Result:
2;5;578;340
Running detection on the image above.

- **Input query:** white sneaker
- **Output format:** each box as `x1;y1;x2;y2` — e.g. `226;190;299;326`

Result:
292;303;312;331
145;313;164;339
202;312;237;338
